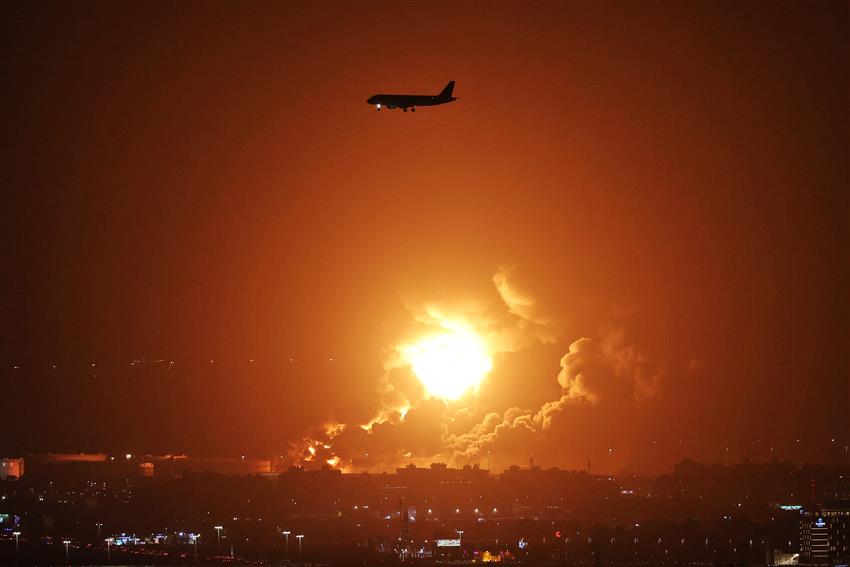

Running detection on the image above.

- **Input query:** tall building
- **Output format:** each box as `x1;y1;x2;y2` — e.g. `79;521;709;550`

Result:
800;506;849;563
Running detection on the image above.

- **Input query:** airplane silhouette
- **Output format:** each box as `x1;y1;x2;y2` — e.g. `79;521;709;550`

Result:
366;81;456;112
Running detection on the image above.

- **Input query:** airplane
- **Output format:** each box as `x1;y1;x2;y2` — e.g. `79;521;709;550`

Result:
366;81;456;112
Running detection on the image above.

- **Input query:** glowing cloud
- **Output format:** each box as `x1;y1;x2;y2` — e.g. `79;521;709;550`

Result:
285;268;669;474
400;322;492;401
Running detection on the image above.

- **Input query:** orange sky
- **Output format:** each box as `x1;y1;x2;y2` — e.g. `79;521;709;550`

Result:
2;1;847;472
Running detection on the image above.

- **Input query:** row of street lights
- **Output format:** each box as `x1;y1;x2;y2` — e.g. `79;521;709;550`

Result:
10;523;107;565
10;532;196;565
18;537;72;565
10;527;306;564
11;532;67;565
281;530;305;561
213;525;306;561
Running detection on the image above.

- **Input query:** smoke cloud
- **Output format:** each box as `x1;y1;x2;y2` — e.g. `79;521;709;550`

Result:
286;268;667;473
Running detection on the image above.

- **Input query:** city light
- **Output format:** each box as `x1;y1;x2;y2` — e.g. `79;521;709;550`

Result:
282;530;291;560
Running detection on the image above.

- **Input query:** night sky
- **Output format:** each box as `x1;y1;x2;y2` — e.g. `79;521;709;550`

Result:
2;1;847;473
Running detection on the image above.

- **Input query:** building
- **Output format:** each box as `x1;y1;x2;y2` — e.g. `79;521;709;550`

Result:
0;457;24;480
800;506;849;563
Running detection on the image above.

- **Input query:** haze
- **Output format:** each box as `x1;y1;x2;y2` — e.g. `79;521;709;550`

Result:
2;1;847;474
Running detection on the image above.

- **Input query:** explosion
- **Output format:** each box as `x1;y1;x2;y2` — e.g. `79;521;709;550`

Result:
400;321;492;401
285;267;666;473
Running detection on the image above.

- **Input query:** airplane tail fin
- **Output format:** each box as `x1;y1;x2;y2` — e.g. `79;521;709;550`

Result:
438;81;455;99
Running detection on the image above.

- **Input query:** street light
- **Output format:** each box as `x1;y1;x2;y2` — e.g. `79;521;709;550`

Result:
282;530;291;560
95;523;103;537
12;531;20;563
105;538;113;564
296;534;304;561
191;534;200;560
214;526;223;550
63;540;71;565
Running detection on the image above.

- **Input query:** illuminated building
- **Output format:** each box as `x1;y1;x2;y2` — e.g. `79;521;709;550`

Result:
0;458;24;480
800;506;850;563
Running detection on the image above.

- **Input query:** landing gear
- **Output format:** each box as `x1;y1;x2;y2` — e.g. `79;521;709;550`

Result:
403;108;408;112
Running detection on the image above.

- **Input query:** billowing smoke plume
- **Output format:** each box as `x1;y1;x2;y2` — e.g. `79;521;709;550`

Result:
558;329;663;403
285;267;666;473
444;327;665;466
492;265;560;346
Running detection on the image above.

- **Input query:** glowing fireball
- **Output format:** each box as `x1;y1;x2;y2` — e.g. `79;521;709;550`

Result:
401;323;492;401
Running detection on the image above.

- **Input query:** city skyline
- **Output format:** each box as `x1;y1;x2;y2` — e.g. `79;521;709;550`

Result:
1;453;848;565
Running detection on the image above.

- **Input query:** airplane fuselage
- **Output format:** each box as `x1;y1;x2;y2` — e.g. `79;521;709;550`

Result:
366;94;455;110
366;81;457;112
